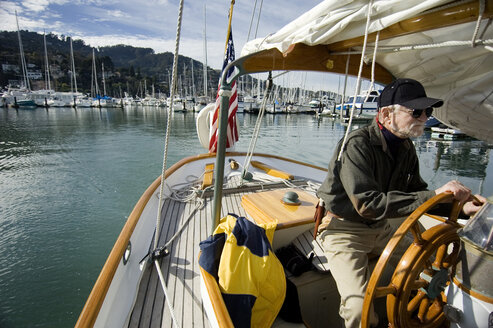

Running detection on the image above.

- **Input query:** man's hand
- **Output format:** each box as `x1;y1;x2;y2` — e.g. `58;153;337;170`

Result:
462;194;487;217
435;180;471;202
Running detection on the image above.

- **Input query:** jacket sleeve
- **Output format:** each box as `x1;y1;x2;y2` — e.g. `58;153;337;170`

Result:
338;136;435;221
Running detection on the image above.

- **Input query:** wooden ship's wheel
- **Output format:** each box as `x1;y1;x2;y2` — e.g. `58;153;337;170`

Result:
362;193;463;328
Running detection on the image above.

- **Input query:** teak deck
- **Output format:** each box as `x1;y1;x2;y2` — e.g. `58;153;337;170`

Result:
128;180;315;327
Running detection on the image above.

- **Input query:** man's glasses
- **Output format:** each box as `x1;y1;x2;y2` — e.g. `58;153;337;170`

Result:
405;107;434;118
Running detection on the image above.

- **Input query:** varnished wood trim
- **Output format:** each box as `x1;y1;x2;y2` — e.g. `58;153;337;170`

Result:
250;160;294;180
76;152;325;327
199;258;235;328
329;0;493;52
452;277;493;304
202;163;215;189
242;44;394;84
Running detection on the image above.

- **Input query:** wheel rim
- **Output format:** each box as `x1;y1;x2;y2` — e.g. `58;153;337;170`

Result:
361;192;463;328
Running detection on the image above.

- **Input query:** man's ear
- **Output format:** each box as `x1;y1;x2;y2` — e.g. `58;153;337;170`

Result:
379;106;392;123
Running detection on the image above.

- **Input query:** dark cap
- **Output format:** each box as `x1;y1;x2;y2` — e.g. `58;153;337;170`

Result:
378;78;443;109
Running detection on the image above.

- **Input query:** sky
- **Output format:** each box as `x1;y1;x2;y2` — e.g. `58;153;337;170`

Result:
0;0;368;93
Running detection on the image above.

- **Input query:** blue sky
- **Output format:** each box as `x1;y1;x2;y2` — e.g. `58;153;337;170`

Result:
0;0;320;68
0;0;368;92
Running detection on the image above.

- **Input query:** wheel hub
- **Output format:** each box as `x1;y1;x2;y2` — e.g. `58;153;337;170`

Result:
419;268;449;299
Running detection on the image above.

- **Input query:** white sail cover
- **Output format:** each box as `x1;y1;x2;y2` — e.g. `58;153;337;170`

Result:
241;0;493;143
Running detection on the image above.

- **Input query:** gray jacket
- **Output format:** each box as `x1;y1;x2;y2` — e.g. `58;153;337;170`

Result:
317;120;435;224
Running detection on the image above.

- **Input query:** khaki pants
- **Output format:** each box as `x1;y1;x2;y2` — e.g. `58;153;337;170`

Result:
317;217;406;328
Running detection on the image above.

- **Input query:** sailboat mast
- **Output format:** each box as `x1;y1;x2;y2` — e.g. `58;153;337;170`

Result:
203;4;208;98
15;11;30;91
70;37;78;94
91;49;99;97
43;31;51;90
191;58;195;97
101;63;106;96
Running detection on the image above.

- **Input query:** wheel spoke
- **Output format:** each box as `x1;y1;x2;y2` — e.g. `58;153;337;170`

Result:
410;224;424;244
375;285;397;298
432;244;447;270
407;290;426;313
411;279;428;290
417;297;430;323
443;242;460;269
425;295;445;322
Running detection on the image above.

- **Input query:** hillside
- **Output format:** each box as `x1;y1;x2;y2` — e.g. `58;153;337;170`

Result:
0;30;220;97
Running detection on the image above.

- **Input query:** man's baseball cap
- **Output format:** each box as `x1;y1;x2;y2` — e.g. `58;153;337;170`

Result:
378;78;443;109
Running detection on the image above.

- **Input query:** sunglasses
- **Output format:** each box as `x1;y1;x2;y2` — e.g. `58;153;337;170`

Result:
406;107;434;118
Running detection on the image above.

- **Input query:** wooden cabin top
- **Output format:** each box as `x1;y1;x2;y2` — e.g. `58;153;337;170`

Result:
241;188;318;229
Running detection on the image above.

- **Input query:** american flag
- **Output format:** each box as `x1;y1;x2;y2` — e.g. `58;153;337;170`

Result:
209;30;238;153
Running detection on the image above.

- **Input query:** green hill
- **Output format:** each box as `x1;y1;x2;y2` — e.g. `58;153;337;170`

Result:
0;30;219;97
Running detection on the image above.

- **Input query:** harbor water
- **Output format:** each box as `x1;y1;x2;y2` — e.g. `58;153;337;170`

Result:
0;106;492;327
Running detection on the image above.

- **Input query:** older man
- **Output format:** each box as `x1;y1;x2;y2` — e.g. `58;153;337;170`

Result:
316;78;485;327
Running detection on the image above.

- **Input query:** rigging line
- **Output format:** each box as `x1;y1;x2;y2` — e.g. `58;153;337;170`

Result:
154;260;181;328
337;0;374;162
272;71;290;79
339;54;350;121
241;73;273;185
471;0;485;46
163;199;204;249
247;0;258;42
254;0;264;39
331;39;493;55
150;1;185;324
363;31;380;103
154;0;184;250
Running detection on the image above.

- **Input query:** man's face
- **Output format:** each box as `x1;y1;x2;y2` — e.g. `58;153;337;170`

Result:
389;106;428;138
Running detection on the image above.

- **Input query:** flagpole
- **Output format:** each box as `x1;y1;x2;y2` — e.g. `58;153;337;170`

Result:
211;0;236;233
224;0;235;52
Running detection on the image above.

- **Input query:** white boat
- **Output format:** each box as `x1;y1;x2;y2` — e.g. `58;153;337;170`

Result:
74;95;93;108
335;90;381;119
77;1;493;328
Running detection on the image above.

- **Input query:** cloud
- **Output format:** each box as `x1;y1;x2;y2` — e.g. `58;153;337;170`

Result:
71;33;225;69
21;0;70;12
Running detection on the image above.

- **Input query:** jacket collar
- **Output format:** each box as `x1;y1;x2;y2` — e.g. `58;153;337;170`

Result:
368;119;411;154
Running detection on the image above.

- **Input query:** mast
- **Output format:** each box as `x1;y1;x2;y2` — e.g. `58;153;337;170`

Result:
191;58;195;97
211;0;236;231
91;49;99;97
15;11;30;91
101;63;107;96
43;31;51;90
70;37;78;94
203;4;208;98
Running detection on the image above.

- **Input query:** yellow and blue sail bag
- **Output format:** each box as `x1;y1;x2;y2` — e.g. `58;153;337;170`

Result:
199;213;286;327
